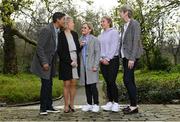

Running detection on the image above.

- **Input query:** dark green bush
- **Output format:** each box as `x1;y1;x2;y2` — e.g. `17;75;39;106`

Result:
101;70;180;104
150;49;172;71
170;64;180;73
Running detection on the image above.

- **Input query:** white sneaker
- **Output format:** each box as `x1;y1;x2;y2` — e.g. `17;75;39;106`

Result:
101;102;113;111
82;104;93;112
92;104;100;113
111;102;119;112
39;110;48;115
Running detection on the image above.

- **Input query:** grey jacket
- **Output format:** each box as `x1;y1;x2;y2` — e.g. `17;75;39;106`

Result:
30;23;57;79
79;35;101;85
120;19;143;61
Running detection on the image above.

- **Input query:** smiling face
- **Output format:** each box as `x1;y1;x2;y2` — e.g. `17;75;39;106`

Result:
119;5;133;21
101;18;110;29
81;24;92;36
119;11;128;21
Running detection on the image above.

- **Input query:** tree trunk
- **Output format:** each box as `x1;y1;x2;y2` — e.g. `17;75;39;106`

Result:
3;25;18;74
173;54;177;65
145;50;152;70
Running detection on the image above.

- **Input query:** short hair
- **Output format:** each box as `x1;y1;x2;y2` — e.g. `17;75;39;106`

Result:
52;12;65;23
120;5;133;18
82;22;94;35
102;16;113;28
64;15;73;29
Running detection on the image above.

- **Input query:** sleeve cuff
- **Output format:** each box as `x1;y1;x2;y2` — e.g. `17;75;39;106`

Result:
129;57;136;61
42;61;48;66
105;58;110;61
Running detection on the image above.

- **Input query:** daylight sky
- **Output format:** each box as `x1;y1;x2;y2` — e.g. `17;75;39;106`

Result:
72;0;118;13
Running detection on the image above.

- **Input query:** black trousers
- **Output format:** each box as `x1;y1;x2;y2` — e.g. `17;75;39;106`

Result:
122;58;137;106
40;58;55;111
40;77;53;111
100;57;119;103
85;72;99;105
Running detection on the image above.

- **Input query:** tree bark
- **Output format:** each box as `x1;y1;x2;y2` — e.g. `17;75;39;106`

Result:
3;25;18;74
173;54;177;65
12;28;37;46
145;49;152;70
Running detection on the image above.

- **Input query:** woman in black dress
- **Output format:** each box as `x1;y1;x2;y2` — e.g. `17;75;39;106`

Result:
57;16;81;113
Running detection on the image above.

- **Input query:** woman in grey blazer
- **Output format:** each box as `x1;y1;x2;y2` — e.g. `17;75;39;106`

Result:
119;5;143;114
79;22;101;113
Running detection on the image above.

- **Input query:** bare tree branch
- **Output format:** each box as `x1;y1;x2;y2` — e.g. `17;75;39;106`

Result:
12;28;37;46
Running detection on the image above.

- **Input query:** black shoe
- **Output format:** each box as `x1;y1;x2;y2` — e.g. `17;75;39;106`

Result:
122;106;130;112
123;107;138;114
47;108;60;113
39;110;48;115
69;105;75;112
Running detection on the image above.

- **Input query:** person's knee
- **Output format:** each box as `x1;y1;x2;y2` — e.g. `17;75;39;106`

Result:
70;80;77;87
64;81;71;89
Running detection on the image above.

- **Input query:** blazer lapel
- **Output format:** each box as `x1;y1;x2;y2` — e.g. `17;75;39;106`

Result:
49;23;56;49
123;19;133;41
86;35;93;52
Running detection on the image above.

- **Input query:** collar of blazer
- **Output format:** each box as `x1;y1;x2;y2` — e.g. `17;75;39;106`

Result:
49;22;57;48
49;23;56;40
80;34;94;44
121;19;133;41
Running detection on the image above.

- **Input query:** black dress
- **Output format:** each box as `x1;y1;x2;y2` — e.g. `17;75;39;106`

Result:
57;31;81;81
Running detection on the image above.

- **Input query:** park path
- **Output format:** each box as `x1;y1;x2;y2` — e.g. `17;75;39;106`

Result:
0;82;180;121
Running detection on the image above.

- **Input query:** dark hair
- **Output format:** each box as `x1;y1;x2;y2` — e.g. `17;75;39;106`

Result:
120;5;133;18
102;16;113;28
82;22;94;35
52;12;66;23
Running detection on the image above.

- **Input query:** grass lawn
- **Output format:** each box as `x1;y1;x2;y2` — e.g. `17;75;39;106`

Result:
0;73;63;104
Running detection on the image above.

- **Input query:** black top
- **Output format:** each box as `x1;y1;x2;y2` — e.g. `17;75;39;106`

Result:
57;31;81;80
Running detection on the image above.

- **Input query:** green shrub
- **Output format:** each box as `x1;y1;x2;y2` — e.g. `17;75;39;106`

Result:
148;89;180;104
170;64;180;73
150;49;172;71
0;73;63;104
101;70;180;104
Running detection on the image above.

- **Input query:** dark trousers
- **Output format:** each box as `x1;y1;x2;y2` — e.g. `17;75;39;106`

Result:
100;57;119;103
85;72;99;105
123;58;137;106
40;58;55;111
40;77;53;111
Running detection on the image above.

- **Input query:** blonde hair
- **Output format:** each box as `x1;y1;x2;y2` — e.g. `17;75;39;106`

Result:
102;16;113;28
64;15;73;29
82;21;94;34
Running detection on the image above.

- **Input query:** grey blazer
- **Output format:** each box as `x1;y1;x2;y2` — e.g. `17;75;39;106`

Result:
79;35;101;85
120;19;143;61
30;23;57;79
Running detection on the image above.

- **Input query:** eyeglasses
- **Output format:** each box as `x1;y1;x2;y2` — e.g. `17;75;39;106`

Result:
81;27;88;29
